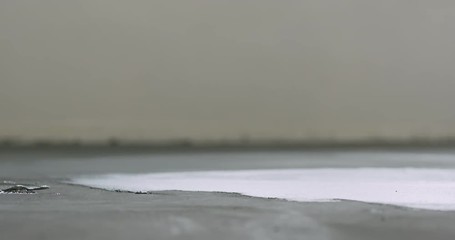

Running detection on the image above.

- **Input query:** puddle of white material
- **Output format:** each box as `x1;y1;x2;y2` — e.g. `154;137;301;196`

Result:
70;168;455;211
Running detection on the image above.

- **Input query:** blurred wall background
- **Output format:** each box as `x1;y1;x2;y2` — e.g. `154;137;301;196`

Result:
1;1;455;141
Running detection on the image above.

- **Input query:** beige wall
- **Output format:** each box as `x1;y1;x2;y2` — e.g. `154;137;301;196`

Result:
1;1;455;141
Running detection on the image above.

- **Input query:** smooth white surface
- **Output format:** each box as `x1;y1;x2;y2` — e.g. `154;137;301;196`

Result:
70;168;455;210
